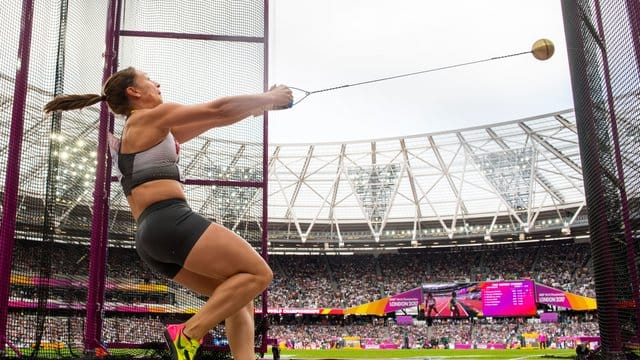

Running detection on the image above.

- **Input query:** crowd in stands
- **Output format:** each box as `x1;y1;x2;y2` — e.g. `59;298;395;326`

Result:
6;313;599;350
530;242;594;297
6;314;166;346
9;240;595;307
11;242;167;285
268;242;593;308
269;256;335;309
268;315;599;349
6;239;600;348
327;255;381;308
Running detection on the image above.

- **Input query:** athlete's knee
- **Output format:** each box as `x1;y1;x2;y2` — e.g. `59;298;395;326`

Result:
256;264;273;290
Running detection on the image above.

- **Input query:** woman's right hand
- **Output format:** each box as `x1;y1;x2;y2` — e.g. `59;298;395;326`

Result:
267;84;294;110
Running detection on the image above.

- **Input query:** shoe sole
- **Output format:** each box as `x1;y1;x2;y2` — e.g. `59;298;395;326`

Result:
163;328;179;360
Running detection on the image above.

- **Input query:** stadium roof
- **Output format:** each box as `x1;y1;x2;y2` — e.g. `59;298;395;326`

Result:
266;108;587;250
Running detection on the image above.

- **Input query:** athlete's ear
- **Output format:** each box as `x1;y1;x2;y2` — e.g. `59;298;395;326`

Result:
126;86;141;98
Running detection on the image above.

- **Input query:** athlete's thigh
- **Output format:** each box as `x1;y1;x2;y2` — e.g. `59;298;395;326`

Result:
182;222;270;280
173;268;224;296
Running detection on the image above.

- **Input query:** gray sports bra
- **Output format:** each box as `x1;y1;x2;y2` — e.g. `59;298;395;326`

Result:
113;132;183;196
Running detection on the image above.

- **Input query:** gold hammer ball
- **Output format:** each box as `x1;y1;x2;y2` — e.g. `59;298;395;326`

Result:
531;38;555;60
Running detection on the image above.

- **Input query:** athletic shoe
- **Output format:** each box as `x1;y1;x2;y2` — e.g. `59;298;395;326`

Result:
163;323;201;360
95;342;110;358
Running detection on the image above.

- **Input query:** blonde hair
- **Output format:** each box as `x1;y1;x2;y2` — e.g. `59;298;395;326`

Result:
44;66;138;115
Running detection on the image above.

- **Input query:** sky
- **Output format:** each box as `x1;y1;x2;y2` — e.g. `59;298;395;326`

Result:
267;0;574;144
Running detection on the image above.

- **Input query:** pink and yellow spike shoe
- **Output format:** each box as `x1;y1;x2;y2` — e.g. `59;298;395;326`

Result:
163;323;202;360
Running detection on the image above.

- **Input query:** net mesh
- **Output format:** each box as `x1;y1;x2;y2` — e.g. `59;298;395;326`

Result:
0;0;266;358
561;1;640;358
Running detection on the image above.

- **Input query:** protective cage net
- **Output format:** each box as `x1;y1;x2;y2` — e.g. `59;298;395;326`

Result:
562;1;640;359
0;0;267;359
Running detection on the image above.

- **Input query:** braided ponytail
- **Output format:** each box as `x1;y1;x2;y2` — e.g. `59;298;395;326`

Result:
43;66;138;115
44;93;104;113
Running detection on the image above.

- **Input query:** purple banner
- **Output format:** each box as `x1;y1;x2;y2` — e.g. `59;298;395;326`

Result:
9;300;166;312
540;312;559;323
535;283;571;308
455;343;507;349
114;305;151;312
395;315;413;325
280;308;320;314
9;300;345;316
25;277;168;292
385;287;422;312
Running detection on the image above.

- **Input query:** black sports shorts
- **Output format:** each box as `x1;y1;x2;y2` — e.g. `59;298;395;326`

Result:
135;198;211;278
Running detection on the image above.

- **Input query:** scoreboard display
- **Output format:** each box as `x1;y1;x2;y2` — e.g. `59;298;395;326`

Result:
481;280;537;317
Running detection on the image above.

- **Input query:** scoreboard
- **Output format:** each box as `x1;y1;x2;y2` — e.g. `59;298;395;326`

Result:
481;280;537;317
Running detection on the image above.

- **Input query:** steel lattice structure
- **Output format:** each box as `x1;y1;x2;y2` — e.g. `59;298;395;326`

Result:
267;108;586;251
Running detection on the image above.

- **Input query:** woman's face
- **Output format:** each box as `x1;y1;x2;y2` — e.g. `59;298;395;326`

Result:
133;71;162;105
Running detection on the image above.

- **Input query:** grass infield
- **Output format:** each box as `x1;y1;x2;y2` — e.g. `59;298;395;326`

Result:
5;347;578;359
274;348;576;359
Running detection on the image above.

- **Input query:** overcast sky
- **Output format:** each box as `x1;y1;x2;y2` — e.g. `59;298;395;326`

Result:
266;0;573;144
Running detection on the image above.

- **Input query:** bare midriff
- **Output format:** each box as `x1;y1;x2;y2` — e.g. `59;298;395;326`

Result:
126;179;186;221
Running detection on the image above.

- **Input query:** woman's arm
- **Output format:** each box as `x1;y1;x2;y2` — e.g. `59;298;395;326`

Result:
170;120;224;144
143;85;292;141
